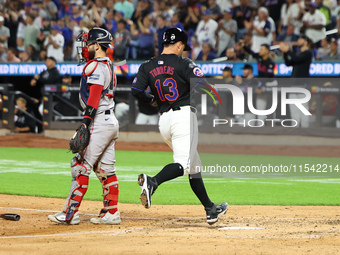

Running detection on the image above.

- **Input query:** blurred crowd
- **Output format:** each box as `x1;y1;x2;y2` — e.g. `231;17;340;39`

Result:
0;0;340;63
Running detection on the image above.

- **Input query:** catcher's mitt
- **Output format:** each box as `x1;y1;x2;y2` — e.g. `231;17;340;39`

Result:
69;124;90;154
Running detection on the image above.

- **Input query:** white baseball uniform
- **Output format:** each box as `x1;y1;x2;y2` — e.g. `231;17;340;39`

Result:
79;57;119;173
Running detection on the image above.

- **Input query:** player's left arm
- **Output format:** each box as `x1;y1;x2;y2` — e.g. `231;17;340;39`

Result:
69;81;102;153
131;63;155;104
82;84;103;127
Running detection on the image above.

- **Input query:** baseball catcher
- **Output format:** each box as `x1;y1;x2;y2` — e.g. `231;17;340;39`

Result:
48;28;120;225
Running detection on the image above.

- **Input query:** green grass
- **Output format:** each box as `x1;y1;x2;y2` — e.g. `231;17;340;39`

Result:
0;147;339;205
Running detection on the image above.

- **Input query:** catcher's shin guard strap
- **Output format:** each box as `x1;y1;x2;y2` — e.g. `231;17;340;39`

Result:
103;180;119;200
100;173;119;214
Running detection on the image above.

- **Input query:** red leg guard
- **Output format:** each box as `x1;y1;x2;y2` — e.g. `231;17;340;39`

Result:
64;174;89;222
100;173;119;215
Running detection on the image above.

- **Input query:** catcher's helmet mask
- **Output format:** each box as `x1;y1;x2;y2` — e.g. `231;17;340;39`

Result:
76;27;114;64
162;28;191;51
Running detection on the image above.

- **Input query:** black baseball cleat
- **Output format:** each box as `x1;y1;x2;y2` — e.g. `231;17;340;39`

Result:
138;174;157;209
205;202;228;225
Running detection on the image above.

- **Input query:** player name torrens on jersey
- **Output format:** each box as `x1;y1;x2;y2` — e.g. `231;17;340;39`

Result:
149;66;175;78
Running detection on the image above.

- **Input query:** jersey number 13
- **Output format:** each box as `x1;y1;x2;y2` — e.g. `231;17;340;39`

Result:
154;78;179;101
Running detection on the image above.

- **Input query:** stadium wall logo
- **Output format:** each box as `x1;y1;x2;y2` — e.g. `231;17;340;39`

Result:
200;84;311;128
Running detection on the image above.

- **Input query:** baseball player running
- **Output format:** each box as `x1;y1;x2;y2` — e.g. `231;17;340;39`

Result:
131;28;228;225
48;28;120;225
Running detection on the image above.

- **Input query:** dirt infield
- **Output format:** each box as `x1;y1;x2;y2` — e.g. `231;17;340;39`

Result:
0;134;340;254
0;195;339;255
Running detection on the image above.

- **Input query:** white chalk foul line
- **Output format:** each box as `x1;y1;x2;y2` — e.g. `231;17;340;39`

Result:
1;206;336;221
0;207;199;221
0;207;61;214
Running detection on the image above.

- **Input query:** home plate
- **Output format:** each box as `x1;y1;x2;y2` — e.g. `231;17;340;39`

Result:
219;227;264;230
